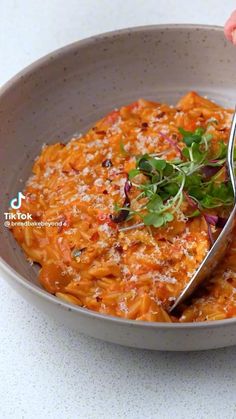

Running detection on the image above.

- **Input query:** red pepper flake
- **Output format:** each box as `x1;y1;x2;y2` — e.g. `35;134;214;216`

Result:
227;278;233;284
156;111;165;119
96;130;106;135
102;159;113;168
114;244;123;253
96;296;102;302
90;231;99;241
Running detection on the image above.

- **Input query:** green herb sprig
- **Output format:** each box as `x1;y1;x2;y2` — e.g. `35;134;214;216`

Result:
114;127;234;229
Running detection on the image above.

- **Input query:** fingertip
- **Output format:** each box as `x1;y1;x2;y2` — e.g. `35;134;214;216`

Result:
224;25;232;41
224;9;236;42
232;29;236;45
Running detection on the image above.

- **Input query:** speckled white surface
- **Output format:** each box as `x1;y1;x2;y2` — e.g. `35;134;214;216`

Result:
1;1;236;418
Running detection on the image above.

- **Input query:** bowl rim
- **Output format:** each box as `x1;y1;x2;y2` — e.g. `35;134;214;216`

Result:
0;23;224;96
2;22;235;330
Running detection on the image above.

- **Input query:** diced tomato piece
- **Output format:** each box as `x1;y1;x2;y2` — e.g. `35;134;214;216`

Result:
39;263;71;293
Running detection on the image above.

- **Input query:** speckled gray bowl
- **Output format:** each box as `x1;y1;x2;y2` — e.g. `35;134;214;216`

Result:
1;24;236;351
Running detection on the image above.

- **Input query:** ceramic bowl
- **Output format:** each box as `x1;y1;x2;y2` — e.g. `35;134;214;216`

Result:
1;24;236;351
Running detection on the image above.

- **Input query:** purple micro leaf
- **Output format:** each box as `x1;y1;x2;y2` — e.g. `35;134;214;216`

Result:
159;132;182;156
124;179;132;196
204;213;218;226
111;179;132;223
206;222;214;246
184;191;198;208
201;165;221;178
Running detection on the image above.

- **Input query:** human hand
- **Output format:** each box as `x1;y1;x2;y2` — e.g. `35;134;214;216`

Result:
224;10;236;45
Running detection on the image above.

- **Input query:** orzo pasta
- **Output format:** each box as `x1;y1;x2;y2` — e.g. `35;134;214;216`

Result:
10;92;236;322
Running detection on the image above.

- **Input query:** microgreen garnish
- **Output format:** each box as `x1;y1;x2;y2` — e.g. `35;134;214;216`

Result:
179;127;205;146
112;126;234;233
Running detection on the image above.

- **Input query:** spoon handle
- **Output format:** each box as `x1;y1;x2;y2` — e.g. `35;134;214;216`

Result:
227;109;236;197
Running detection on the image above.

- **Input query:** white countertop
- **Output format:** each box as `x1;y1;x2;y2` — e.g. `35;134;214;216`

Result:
1;1;236;418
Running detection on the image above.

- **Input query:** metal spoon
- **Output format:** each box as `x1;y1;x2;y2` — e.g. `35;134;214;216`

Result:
169;109;236;313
